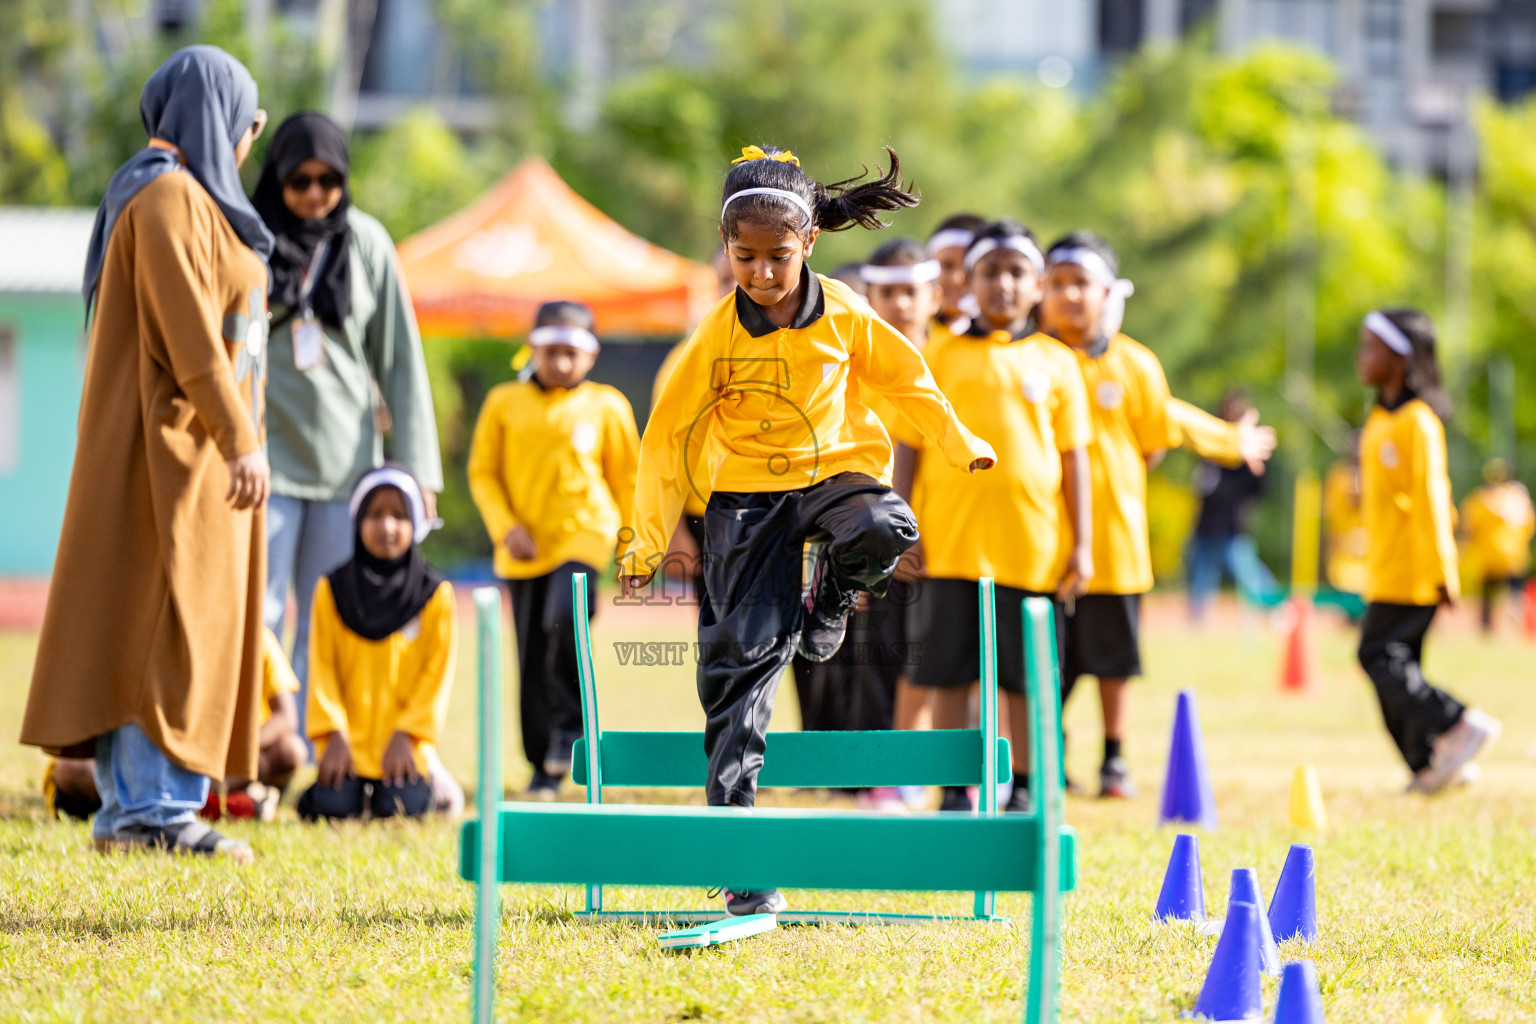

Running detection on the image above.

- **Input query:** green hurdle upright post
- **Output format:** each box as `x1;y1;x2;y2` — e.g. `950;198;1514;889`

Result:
472;587;504;1024
572;572;603;913
973;578;1000;921
1022;597;1064;1024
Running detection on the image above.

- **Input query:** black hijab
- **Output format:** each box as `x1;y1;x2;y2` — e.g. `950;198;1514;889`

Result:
251;112;352;330
328;467;444;642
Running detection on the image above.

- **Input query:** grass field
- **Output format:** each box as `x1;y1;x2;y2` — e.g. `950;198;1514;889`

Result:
0;591;1532;1023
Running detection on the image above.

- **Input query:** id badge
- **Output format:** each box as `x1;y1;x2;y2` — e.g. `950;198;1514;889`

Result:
293;317;325;371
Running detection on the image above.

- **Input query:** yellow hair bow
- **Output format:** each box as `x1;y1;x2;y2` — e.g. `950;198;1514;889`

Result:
732;145;800;168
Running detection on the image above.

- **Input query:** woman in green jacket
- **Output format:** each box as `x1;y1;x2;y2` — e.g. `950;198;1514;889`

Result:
253;112;443;732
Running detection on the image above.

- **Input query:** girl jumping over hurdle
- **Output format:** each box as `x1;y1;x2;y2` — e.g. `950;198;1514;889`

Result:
621;145;996;916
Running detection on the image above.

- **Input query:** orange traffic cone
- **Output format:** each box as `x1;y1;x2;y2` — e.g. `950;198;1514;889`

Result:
1280;597;1321;693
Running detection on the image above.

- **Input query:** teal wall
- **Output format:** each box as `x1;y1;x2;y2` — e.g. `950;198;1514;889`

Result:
0;295;84;575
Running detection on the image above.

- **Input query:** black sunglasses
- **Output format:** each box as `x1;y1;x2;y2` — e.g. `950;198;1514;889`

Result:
283;170;345;192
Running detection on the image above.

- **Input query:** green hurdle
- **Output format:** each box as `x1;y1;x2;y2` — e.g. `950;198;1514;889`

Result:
568;572;1013;924
470;588;503;1024
461;581;1076;1023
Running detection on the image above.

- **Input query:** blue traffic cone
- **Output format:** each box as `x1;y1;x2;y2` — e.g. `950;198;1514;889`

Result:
1228;868;1280;976
1270;844;1318;943
1273;960;1326;1023
1159;690;1217;829
1188;901;1264;1021
1155;833;1206;922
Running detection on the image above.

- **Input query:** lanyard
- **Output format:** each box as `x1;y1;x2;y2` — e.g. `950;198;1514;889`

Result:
298;240;330;320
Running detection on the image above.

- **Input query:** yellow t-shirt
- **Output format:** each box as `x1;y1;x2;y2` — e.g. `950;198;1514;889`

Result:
1461;482;1535;579
1360;398;1459;605
626;271;996;572
259;627;299;727
1066;333;1178;595
652;339;710;518
468;378;640;580
915;328;1091;591
1322;460;1368;594
308;577;457;778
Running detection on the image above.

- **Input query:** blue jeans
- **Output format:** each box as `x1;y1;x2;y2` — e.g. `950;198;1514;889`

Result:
265;494;354;737
1187;533;1278;620
92;724;210;840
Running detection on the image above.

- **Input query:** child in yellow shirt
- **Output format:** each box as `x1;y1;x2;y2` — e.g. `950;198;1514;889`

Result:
926;213;987;335
621;145;996;916
1039;231;1178;800
1356;309;1500;793
1460;458;1534;632
468;300;640;799
299;466;457;820
909;220;1093;814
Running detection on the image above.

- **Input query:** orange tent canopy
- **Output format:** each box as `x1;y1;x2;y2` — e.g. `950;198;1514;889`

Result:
397;157;717;339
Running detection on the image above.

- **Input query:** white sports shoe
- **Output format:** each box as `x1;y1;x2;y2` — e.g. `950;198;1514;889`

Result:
1412;709;1502;795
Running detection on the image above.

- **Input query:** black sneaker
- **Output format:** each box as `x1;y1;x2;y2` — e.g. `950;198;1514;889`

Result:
938;786;973;813
524;769;562;801
800;553;861;663
1098;756;1138;799
1004;784;1032;814
717;887;788;916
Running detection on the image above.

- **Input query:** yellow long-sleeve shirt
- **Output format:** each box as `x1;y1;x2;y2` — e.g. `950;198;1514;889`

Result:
1461;482;1534;579
307;576;456;778
1066;333;1179;595
652;340;710;518
468;378;640;579
916;328;1091;591
1360;397;1459;605
626;271;996;572
1168;397;1245;466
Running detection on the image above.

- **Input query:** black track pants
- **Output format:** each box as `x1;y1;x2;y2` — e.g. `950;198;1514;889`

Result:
697;473;919;806
1357;602;1465;772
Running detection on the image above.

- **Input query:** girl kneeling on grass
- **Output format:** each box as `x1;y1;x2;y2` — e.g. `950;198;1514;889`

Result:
299;466;461;821
621;145;997;916
1354;310;1501;793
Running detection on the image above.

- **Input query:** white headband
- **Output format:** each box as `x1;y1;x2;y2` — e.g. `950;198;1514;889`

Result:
1047;247;1136;339
529;324;599;353
1363;311;1413;356
350;467;441;540
964;235;1045;274
721;187;814;226
927;228;975;255
859;259;941;286
1047;247;1118;287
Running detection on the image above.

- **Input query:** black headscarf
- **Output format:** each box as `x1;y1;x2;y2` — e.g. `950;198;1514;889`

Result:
328;466;444;642
83;45;274;313
251;112;352;330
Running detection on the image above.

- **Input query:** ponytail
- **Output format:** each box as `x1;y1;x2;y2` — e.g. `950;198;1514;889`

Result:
720;145;919;241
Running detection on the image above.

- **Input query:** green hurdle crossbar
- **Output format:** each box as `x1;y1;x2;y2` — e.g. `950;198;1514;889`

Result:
460;585;1073;1022
568;572;1013;924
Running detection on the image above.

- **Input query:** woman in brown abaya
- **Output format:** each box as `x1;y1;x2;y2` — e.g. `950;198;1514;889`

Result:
20;46;274;861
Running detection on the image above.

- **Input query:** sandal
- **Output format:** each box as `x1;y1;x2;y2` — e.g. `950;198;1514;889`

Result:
114;821;255;864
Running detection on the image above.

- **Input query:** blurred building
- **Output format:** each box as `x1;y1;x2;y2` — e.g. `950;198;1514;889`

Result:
1096;0;1536;174
130;0;1536;172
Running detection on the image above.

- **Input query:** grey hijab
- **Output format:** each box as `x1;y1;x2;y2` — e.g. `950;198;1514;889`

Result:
82;45;274;313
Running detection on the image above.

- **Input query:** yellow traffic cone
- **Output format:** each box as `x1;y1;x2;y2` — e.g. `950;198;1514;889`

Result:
1288;764;1327;831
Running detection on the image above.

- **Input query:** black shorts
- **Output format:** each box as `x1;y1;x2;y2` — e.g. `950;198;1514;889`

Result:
908;577;1062;695
1062;593;1142;684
